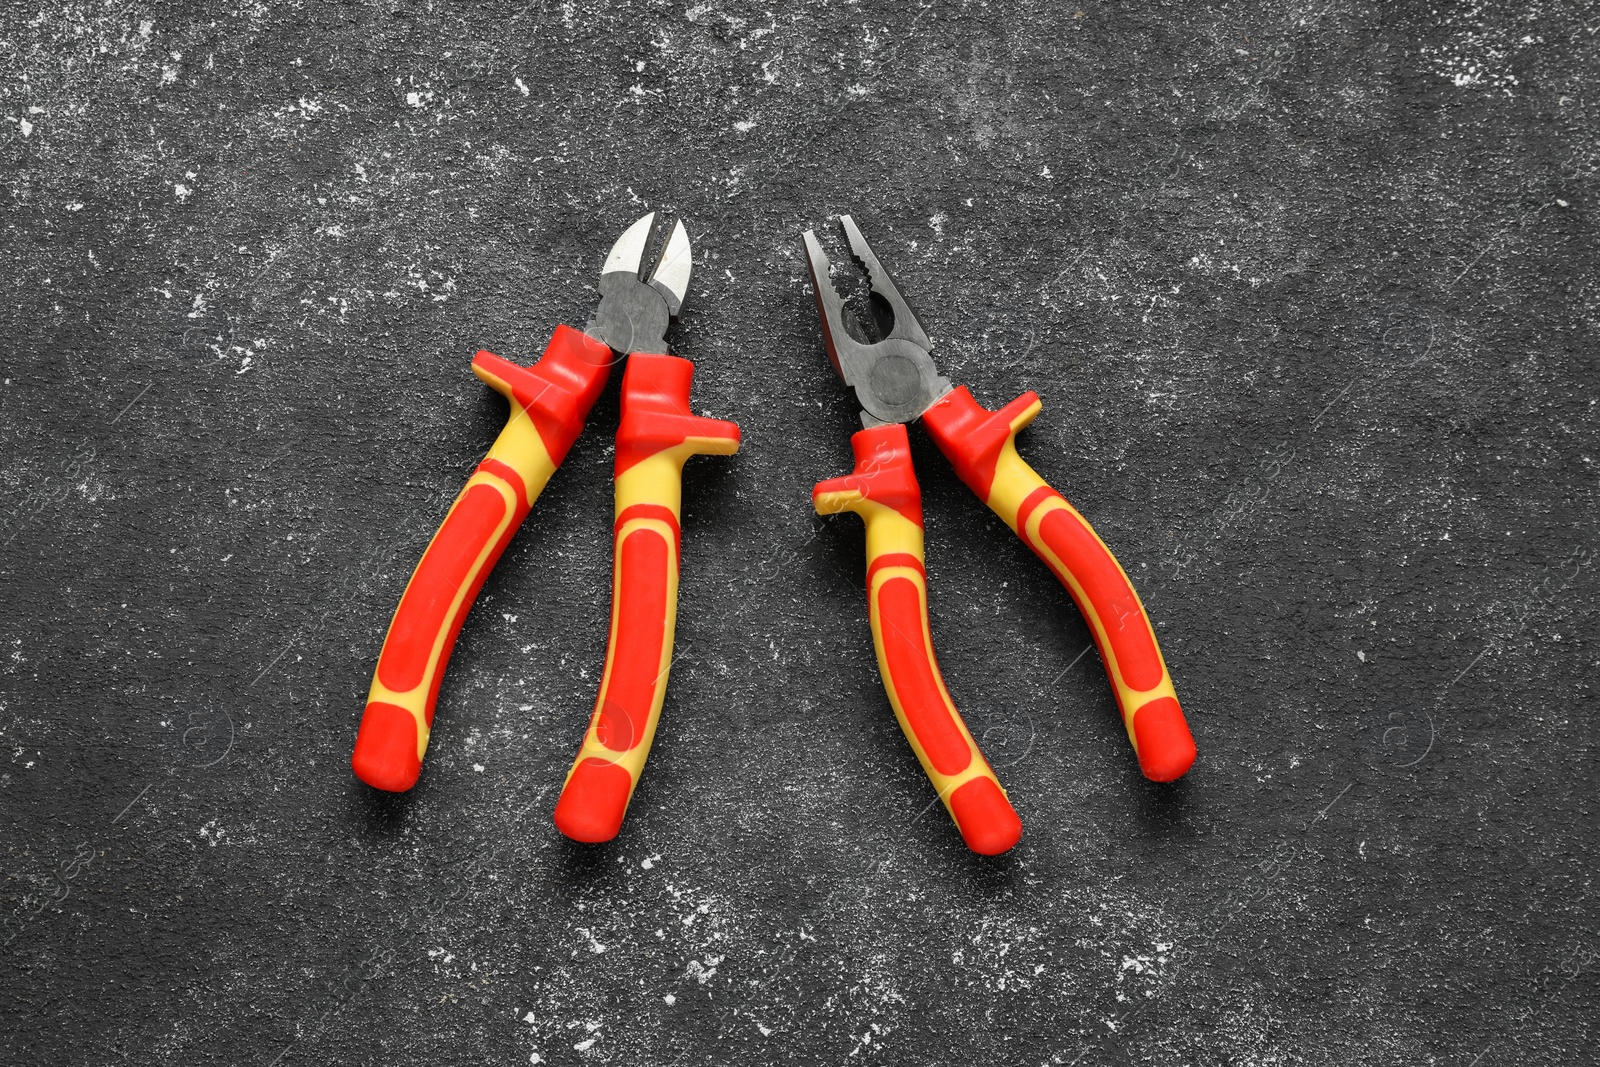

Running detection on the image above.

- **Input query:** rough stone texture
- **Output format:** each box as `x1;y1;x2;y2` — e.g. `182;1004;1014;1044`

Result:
1;1;1595;1064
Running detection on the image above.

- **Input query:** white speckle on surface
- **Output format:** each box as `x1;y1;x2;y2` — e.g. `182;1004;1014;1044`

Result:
18;118;33;137
685;955;723;984
1357;650;1366;661
472;763;484;772
523;1012;537;1024
573;1037;595;1051
174;183;192;202
1421;13;1534;95
662;993;675;1005
514;77;529;96
733;119;755;132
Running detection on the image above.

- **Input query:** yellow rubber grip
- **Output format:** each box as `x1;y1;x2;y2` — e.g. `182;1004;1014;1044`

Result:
814;423;1023;855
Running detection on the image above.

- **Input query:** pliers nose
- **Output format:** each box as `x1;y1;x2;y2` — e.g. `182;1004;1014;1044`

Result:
588;212;693;357
801;216;950;427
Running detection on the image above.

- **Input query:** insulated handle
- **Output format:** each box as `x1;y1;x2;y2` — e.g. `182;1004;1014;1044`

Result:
923;387;1196;781
352;325;614;792
814;423;1023;856
553;354;740;842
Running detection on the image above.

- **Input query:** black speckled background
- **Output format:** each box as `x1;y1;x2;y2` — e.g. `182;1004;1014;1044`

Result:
2;2;1595;1063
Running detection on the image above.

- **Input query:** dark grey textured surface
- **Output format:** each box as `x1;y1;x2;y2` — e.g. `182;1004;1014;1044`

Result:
2;2;1595;1063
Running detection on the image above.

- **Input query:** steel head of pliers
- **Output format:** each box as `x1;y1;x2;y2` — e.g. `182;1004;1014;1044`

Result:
587;212;693;357
801;215;952;427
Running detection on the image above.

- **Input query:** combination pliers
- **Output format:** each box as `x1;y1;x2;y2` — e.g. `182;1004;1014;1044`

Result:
802;215;1197;855
352;214;740;844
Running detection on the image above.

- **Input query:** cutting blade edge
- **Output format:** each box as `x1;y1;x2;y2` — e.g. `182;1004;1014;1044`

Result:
648;219;692;315
602;212;657;278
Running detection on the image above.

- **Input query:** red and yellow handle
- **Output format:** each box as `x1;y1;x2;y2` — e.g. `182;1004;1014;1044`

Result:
922;387;1196;782
352;325;614;792
814;423;1024;855
553;354;740;842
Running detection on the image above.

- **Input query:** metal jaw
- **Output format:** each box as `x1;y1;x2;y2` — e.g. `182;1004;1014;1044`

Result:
801;214;951;427
587;212;692;357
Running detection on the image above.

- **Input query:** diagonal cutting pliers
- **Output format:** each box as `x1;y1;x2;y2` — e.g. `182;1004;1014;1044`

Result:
801;215;1196;855
352;213;740;844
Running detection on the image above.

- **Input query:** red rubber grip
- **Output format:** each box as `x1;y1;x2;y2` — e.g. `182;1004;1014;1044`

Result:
814;424;1022;855
353;326;613;792
550;504;674;842
923;387;1195;782
553;354;740;842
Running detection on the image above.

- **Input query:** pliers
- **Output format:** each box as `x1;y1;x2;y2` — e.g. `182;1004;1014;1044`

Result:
801;215;1196;856
352;213;740;844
